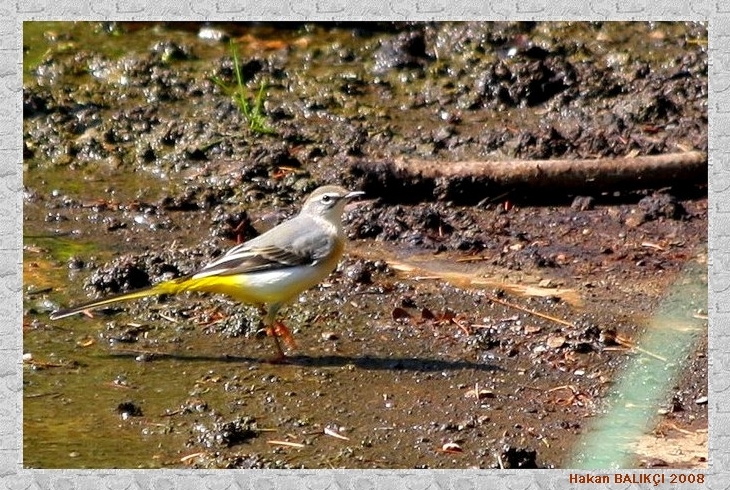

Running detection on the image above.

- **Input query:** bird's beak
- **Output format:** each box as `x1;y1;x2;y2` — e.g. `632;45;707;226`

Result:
345;190;365;200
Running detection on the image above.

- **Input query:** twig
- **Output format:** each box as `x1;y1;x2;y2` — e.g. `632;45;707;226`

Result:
486;294;574;328
324;427;350;441
267;440;305;448
487;294;668;362
180;452;206;463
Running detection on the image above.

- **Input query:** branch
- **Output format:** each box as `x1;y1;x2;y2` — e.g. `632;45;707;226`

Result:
350;151;707;203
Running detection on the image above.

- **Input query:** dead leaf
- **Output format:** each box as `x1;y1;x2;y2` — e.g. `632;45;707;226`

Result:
391;307;412;322
421;307;436;321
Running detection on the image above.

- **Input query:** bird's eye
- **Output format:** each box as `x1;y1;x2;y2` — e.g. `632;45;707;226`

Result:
321;194;332;203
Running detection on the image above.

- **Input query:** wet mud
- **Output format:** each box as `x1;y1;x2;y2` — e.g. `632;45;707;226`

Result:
23;21;707;469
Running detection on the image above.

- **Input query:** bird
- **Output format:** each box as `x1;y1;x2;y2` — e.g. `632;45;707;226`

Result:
49;185;365;361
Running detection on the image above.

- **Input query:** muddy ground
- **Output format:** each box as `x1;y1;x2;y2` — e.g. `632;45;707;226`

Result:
22;21;707;469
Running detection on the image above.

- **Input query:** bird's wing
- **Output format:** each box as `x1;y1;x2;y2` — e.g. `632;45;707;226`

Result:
193;216;336;278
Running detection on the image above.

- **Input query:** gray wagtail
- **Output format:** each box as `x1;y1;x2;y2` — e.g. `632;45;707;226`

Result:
50;185;365;360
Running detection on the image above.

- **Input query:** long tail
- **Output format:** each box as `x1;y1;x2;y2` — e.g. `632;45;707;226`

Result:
49;277;193;320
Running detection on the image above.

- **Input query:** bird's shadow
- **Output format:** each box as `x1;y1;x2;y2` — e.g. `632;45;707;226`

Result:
104;349;503;372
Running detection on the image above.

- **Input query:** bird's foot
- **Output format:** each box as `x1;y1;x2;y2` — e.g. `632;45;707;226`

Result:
266;321;298;350
265;351;290;364
264;321;297;362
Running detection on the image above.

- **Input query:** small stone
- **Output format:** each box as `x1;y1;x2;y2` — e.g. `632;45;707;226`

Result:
625;212;646;228
571;196;595;211
67;256;85;269
547;334;566;349
538;279;553;288
344;261;372;284
198;27;229;42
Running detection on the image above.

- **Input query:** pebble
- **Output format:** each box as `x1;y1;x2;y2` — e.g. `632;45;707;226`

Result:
571;196;595;211
198;27;228;42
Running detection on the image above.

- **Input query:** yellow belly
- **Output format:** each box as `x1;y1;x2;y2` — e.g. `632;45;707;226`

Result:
172;256;341;306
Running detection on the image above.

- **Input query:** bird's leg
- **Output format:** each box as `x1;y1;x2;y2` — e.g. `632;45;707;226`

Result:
268;331;287;363
262;304;290;363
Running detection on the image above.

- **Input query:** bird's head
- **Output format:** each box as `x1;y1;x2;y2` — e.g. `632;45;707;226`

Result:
300;185;364;221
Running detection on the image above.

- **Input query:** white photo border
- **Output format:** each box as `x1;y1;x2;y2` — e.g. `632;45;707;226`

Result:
6;3;723;489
